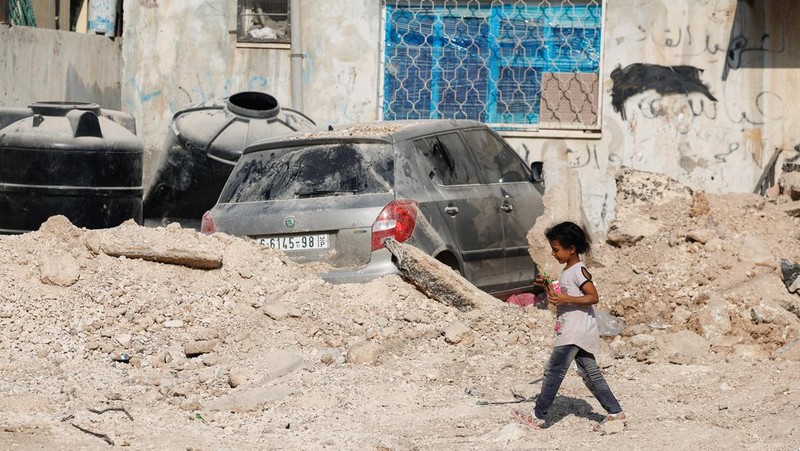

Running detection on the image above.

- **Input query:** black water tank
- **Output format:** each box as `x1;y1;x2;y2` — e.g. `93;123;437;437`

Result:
0;102;143;234
143;91;316;227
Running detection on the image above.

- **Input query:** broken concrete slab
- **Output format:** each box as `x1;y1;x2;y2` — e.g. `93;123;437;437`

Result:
204;386;294;413
84;221;223;269
383;238;500;311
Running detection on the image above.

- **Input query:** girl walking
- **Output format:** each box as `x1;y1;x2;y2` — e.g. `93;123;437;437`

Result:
513;221;626;431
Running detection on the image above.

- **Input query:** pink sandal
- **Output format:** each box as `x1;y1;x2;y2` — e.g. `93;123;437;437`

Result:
512;409;546;429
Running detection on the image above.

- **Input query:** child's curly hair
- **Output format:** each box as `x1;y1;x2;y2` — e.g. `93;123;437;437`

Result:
545;221;591;255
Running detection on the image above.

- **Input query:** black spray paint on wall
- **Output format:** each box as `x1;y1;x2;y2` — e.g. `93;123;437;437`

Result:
610;63;717;120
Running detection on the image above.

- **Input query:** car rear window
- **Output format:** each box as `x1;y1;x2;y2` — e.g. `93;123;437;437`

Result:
220;142;395;202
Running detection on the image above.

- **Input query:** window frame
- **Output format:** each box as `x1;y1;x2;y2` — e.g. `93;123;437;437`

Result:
236;0;291;45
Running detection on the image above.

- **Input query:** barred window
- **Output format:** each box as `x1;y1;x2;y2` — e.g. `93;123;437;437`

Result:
383;0;603;130
237;0;290;43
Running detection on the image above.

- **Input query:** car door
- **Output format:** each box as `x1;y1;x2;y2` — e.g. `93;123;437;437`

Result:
410;132;507;290
464;128;543;292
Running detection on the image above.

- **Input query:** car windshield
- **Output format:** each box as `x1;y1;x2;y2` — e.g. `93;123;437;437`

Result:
220;141;395;202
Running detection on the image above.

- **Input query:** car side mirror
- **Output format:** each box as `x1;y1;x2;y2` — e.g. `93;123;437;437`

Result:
531;161;544;184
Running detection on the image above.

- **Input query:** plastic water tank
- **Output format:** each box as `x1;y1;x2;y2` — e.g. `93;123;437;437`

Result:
143;91;316;227
0;102;143;234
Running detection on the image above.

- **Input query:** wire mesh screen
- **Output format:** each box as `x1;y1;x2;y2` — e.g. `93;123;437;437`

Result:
237;0;290;43
383;0;602;129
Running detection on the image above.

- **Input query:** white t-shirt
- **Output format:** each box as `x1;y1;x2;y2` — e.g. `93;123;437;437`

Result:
553;261;601;355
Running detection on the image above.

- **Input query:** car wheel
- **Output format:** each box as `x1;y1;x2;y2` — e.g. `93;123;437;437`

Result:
435;253;462;276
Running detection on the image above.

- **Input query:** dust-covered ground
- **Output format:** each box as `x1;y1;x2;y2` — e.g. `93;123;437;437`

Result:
1;168;799;450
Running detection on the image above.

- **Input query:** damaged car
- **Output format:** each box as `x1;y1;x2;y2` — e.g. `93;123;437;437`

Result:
201;119;544;298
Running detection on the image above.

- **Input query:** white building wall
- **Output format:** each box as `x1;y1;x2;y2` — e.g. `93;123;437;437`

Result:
122;0;800;237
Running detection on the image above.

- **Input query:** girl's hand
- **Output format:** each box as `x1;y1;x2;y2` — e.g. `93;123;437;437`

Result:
534;274;546;286
547;291;567;306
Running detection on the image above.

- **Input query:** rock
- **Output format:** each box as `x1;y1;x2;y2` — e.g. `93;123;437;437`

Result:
481;423;528;443
779;171;800;200
202;354;221;366
228;367;248;388
686;229;716;244
39;253;80;287
657;330;710;364
740;233;776;268
606;217;659;247
773;338;800;361
204;386;294;413
698;298;732;343
778;200;800;217
183;340;219;357
608;336;632;359
262;302;301;321
403;311;428;324
628;334;656;361
164;320;185;328
780;259;800;292
614;166;693;206
443;322;472;344
115;333;132;347
671;306;692;326
346;341;380;364
319;349;340;365
704;238;724;252
256;351;304;382
751;300;797;325
596;417;626;435
732;344;769;362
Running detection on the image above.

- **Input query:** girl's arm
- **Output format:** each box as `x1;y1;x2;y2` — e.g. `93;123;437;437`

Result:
549;280;599;306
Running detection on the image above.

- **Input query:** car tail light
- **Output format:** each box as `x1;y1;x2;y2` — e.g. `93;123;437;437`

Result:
200;211;217;234
371;199;418;250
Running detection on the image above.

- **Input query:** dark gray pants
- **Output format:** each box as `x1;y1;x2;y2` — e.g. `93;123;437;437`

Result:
534;344;622;420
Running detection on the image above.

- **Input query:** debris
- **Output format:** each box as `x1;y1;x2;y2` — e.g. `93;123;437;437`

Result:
87;406;134;421
346;340;380;364
383;238;499;311
781;259;800;293
69;423;115;446
84;221;224;269
39;253;81;287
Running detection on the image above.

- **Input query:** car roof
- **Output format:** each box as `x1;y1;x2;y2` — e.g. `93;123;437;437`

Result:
243;119;486;154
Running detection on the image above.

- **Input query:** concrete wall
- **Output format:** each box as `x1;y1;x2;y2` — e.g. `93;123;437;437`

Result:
0;24;122;109
123;0;800;237
511;0;800;238
122;0;382;187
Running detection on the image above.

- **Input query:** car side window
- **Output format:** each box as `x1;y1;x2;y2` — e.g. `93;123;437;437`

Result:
413;132;477;186
464;129;529;184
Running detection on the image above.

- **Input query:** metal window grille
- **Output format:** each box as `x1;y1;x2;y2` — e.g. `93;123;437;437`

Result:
237;0;290;43
382;0;602;130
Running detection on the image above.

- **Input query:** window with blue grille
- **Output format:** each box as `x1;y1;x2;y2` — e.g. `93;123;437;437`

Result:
383;1;602;128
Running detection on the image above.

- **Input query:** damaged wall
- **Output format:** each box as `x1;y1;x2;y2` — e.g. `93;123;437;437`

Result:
0;24;122;109
121;0;381;188
498;0;800;238
123;0;800;237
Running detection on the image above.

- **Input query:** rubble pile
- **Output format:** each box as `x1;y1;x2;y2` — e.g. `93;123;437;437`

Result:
0;167;798;449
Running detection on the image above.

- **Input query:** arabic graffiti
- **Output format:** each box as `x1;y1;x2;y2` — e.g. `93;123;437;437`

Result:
723;0;787;80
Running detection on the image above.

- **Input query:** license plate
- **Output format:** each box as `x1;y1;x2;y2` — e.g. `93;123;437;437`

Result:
259;234;330;251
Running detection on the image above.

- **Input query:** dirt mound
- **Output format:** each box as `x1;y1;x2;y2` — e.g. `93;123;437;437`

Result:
1;167;799;449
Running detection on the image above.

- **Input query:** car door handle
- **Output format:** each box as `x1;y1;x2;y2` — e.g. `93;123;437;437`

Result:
500;202;514;213
445;205;459;216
